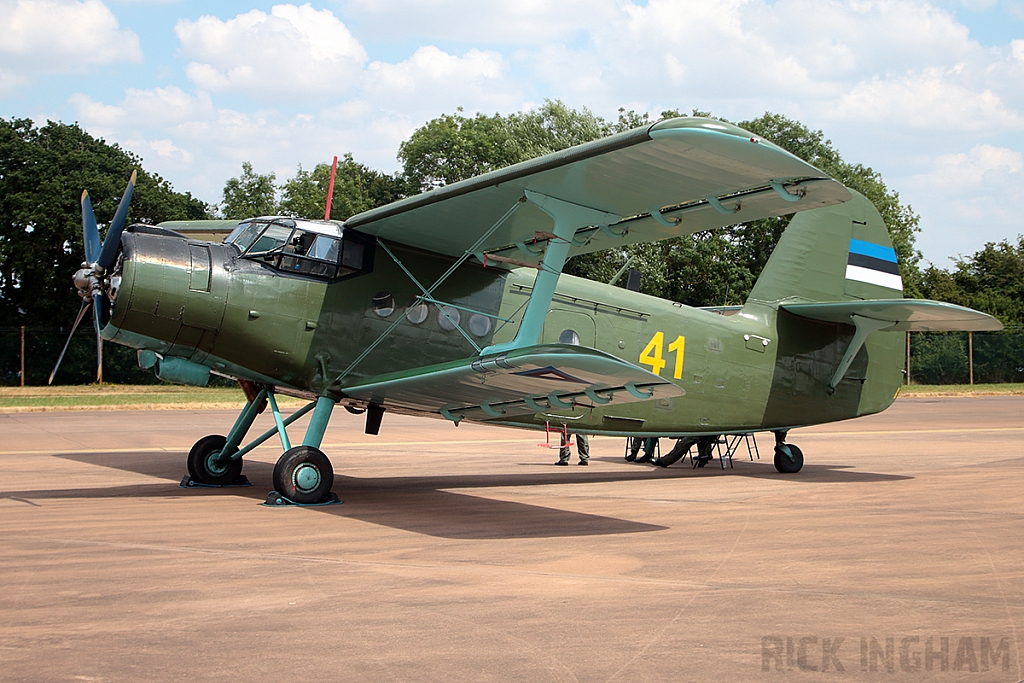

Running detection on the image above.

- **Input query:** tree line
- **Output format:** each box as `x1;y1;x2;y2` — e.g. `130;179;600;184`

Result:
1;103;1021;384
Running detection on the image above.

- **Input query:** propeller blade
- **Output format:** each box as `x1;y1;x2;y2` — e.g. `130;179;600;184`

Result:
97;169;137;270
48;300;91;385
81;191;101;265
93;293;104;383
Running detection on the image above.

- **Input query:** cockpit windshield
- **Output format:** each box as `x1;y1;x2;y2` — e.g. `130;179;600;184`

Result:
248;224;293;255
226;218;373;281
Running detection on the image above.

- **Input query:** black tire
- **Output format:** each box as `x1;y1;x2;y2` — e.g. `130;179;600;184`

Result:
187;434;243;485
273;446;334;504
773;443;804;473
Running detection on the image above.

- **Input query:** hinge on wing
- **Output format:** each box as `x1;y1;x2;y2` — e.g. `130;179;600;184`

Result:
480;191;621;356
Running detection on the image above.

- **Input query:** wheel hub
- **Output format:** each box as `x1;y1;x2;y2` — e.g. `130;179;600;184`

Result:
293;463;321;492
204;451;229;475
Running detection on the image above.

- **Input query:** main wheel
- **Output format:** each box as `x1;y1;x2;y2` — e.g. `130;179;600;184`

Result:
273;446;334;504
773;443;804;473
187;434;243;485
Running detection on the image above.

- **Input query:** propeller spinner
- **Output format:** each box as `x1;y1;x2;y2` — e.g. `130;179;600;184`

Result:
49;170;136;385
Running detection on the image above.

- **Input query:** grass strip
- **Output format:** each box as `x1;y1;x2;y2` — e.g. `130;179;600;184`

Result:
0;384;306;411
899;383;1024;397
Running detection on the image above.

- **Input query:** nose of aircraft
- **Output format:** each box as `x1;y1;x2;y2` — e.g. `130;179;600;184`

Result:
49;171;136;384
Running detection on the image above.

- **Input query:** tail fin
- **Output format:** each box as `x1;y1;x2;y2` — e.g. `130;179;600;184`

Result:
746;190;903;306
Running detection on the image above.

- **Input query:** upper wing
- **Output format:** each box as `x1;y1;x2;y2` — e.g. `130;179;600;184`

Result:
158;219;241;243
341;343;685;423
345;117;853;266
781;299;1004;332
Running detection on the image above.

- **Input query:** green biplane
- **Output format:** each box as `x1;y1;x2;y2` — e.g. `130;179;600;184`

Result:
52;117;1001;504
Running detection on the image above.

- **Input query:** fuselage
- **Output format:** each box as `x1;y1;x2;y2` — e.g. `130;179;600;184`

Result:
105;223;904;436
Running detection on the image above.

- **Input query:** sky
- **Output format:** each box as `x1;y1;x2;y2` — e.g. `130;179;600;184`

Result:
2;0;1023;267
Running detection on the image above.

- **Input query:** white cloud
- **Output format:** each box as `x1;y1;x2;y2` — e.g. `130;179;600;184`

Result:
136;139;194;164
175;4;367;98
363;46;519;114
829;70;1024;131
1012;39;1024;62
916;144;1023;188
905;144;1024;262
69;87;215;129
0;68;30;96
67;85;411;202
342;0;621;43
0;0;140;86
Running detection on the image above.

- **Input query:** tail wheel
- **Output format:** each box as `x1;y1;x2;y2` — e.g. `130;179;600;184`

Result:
273;446;334;504
188;434;243;485
773;443;804;473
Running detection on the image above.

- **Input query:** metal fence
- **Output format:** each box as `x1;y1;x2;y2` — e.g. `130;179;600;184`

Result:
0;326;159;386
908;330;1024;385
4;326;1024;386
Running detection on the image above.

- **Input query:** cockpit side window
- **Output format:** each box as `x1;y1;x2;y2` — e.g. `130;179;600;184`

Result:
279;229;342;278
309;235;340;261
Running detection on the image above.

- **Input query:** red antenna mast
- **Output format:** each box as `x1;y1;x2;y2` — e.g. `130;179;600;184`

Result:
324;155;338;220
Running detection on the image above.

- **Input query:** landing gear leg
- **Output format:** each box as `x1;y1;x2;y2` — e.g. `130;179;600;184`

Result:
772;430;804;473
270;396;338;505
185;388;268;486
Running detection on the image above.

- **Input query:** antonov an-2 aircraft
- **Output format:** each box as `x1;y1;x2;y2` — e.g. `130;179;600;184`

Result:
52;117;1001;505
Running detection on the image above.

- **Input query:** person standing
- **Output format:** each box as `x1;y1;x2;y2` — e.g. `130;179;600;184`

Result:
557;432;590;466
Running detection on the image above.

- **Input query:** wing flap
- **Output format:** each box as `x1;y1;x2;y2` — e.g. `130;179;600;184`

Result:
345;118;852;262
341;344;685;422
781;299;1004;332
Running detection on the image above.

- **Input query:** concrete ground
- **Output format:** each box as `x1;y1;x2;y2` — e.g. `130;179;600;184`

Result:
0;396;1021;682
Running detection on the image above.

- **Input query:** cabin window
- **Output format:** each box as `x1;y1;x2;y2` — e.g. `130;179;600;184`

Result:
372;292;395;317
438;306;461;330
407;302;428;324
469;314;491;337
559;329;581;345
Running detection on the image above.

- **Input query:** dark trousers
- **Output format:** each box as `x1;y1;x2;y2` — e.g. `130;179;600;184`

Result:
559;433;589;463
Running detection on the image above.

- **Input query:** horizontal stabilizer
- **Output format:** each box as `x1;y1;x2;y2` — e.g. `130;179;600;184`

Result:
781;299;1003;332
340;344;685;423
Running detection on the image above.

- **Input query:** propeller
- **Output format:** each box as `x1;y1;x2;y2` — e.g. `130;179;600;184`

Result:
48;170;136;384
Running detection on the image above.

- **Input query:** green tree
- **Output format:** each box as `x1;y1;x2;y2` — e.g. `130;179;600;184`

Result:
0;118;209;326
919;236;1024;327
279;155;406;221
221;161;277;219
912;237;1024;384
741;113;921;283
399;100;612;193
0;117;210;383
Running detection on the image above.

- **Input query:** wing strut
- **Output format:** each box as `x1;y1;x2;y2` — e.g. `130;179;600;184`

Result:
333;199;523;384
828;315;894;392
481;190;621;355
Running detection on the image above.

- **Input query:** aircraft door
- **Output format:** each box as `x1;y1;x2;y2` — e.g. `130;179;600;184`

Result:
543;309;597;348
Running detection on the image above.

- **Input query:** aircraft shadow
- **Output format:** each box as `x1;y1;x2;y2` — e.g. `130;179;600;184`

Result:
8;450;908;540
22;452;664;540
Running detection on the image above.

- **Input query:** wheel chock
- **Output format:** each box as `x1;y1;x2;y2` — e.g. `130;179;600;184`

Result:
262;490;343;507
179;475;252;489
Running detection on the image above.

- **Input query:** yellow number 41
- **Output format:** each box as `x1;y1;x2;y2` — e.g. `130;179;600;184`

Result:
639;332;685;379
